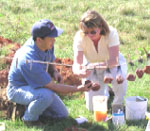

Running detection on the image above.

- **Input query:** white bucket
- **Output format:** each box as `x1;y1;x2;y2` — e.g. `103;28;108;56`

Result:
93;96;108;121
85;87;109;111
125;96;148;120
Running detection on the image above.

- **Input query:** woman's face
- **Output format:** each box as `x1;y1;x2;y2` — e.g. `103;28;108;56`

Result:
83;27;101;41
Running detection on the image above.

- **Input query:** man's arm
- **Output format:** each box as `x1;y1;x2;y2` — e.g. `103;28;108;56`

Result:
44;81;91;94
48;64;62;83
48;64;58;77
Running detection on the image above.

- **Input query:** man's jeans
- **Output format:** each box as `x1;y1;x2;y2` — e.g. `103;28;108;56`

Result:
7;85;68;121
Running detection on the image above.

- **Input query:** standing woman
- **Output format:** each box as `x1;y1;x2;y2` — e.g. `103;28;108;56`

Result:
73;10;127;111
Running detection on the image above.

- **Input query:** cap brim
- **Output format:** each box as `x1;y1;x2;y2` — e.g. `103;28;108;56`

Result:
48;27;64;37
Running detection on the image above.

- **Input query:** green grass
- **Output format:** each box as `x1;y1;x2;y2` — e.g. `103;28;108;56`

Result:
0;0;150;130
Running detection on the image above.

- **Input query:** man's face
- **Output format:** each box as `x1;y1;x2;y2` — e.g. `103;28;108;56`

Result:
40;37;56;50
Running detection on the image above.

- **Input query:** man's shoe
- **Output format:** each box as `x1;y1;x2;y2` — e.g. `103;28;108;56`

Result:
39;115;65;124
22;118;44;127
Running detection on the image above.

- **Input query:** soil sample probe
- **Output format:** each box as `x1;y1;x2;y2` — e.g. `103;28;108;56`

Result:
116;65;124;84
143;48;150;74
136;56;144;78
104;66;113;84
126;55;136;81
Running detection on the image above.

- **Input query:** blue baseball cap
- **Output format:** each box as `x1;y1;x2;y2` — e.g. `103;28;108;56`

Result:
31;19;64;38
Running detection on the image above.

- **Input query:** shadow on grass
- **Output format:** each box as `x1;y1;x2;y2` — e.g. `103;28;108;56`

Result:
38;116;108;131
107;94;148;131
107;118;148;131
126;119;147;128
107;92;114;113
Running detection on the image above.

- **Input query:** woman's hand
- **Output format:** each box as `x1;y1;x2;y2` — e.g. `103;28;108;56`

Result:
78;68;91;78
73;64;91;78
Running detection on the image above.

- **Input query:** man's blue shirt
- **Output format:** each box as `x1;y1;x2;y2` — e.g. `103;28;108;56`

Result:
8;37;55;88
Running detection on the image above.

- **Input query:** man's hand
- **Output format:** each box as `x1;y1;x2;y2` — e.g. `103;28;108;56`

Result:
77;82;92;92
53;71;63;83
84;80;100;91
45;80;92;94
91;82;100;91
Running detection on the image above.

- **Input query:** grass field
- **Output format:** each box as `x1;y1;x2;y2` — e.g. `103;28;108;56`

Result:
0;0;150;130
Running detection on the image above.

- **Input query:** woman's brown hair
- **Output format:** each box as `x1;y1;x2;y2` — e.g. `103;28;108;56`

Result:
79;10;110;35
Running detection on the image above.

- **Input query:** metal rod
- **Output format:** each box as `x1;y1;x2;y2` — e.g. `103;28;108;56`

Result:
30;60;33;70
46;62;49;72
16;58;18;68
0;56;145;70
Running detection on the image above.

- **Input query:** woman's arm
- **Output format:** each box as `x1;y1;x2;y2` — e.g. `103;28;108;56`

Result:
74;51;84;64
107;45;119;68
72;51;83;74
73;51;91;78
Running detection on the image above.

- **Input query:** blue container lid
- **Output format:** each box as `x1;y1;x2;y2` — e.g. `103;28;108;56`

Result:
112;113;124;116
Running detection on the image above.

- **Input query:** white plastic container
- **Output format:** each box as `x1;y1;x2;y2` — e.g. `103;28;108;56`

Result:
112;110;125;126
0;122;5;131
145;120;150;131
125;96;148;120
93;96;108;121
